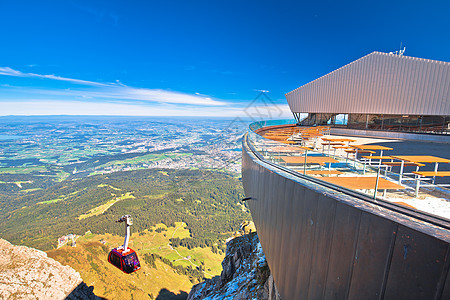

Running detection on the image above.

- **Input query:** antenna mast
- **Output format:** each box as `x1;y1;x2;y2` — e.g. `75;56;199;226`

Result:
390;43;406;56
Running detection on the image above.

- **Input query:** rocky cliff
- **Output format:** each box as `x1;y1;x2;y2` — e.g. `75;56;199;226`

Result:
0;238;101;299
187;232;281;300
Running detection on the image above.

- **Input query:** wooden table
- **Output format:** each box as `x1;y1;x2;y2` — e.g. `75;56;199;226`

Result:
264;134;293;137
322;138;356;153
393;201;417;210
412;171;450;177
322;138;356;142
351;145;393;159
304;170;343;175
332;145;353;156
320;176;405;190
267;146;309;152
351;145;393;150
411;170;450;197
276;156;338;165
389;155;450;184
390;155;450;164
350;145;394;169
300;133;323;148
362;156;392;160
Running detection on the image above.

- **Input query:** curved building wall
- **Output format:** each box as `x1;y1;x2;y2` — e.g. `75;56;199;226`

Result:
242;135;450;300
286;52;450;115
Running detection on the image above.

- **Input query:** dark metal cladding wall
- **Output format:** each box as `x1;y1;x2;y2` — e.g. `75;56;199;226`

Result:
242;143;450;300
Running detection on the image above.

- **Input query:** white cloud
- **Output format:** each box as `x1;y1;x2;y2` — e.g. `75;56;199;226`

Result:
0;67;106;87
0;67;225;106
0;100;293;118
0;100;233;117
0;67;294;117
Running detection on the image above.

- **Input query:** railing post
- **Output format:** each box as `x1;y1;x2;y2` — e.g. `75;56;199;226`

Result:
304;149;308;175
374;167;380;199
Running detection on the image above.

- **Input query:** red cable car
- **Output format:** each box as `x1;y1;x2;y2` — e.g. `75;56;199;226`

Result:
107;215;141;274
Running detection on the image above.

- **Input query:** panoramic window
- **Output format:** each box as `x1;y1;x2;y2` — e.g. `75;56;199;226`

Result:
335;114;348;126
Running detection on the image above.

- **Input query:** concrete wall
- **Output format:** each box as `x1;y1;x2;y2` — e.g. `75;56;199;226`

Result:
242;137;450;300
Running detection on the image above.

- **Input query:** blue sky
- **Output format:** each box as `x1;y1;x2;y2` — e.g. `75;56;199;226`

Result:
1;0;449;117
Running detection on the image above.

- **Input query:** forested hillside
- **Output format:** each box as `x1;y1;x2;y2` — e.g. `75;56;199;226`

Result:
0;169;249;251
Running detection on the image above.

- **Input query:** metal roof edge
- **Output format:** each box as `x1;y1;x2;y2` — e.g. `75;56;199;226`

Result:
285;51;450;97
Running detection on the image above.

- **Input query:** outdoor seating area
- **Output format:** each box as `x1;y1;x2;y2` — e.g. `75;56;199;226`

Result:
259;125;330;146
248;124;450;219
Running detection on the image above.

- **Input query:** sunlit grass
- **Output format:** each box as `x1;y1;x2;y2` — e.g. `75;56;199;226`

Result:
78;192;135;220
0;166;48;174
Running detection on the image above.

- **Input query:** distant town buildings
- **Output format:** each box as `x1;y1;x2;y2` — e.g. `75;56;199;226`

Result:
57;234;77;248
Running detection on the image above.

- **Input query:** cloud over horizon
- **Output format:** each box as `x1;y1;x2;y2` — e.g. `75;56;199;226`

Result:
0;67;292;118
0;99;293;118
0;67;226;106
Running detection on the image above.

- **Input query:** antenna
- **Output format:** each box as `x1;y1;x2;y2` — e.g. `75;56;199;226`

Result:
389;43;406;56
399;42;406;56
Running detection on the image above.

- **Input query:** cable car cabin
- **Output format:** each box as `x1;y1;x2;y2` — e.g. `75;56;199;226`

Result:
108;215;140;274
108;248;141;274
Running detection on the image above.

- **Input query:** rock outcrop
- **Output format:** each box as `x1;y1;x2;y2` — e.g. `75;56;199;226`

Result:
0;238;101;299
187;232;281;300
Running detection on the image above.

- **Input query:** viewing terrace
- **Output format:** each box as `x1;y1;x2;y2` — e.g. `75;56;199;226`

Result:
248;120;450;221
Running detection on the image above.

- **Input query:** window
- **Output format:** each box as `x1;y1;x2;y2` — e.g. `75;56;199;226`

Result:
109;252;122;269
335;114;348;126
123;252;140;273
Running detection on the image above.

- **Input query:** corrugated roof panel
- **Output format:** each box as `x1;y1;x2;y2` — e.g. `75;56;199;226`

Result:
312;79;318;112
325;73;332;113
408;58;422;115
365;54;376;114
373;53;385;114
286;52;450;116
427;60;441;115
434;63;445;115
400;56;415;115
387;55;399;113
400;56;411;114
433;61;448;114
440;64;450;114
349;61;357;112
426;60;438;115
328;72;335;113
339;68;345;111
388;57;402;113
417;59;431;114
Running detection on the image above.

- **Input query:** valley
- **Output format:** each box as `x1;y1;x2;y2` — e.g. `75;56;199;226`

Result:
47;222;226;299
0;116;251;298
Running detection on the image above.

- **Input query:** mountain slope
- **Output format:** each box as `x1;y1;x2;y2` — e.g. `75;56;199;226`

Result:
47;236;194;299
0;238;100;300
187;233;281;300
1;169;248;251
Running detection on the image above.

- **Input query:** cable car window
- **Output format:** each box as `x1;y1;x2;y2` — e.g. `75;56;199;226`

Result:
109;252;121;269
123;252;140;273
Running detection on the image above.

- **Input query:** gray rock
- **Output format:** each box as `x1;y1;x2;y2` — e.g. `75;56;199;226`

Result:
0;238;101;300
187;233;281;300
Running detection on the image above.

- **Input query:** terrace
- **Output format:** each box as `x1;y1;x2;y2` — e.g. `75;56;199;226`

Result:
247;120;450;221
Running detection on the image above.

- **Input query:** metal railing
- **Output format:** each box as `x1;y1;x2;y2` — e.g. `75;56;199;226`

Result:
245;121;450;225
